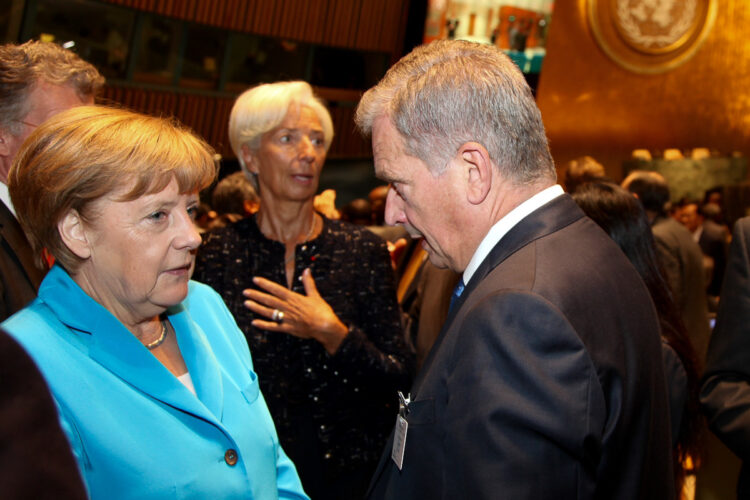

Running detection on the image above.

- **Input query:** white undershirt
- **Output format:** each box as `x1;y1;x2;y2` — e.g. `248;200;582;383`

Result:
463;185;564;286
0;183;16;217
177;371;197;396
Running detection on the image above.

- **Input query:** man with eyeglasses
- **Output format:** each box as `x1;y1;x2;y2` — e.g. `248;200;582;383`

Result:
0;40;103;320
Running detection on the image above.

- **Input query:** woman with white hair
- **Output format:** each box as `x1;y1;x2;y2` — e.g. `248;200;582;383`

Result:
194;81;412;499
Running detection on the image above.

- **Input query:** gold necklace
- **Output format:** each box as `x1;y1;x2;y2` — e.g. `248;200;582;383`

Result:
145;320;168;350
284;213;316;265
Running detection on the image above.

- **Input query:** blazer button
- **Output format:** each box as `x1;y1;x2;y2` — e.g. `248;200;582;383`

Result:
225;449;238;466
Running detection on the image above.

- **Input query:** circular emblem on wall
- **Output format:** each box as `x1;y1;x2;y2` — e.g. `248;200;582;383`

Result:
587;0;717;73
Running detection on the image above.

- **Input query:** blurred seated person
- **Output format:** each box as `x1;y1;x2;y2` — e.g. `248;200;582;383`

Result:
207;170;260;230
562;155;608;193
3;106;308;500
0;327;87;499
573;182;703;493
339;197;372;226
194;81;412;500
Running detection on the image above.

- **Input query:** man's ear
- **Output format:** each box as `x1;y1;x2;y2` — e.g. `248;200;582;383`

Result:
457;142;493;205
58;209;91;260
241;144;259;175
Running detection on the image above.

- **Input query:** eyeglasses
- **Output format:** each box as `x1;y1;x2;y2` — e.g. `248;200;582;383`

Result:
12;119;41;129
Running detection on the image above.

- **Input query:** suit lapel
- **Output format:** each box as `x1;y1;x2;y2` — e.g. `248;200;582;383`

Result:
0;202;45;290
40;266;224;425
412;195;585;394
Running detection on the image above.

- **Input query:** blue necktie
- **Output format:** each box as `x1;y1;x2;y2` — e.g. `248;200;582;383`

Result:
449;278;466;312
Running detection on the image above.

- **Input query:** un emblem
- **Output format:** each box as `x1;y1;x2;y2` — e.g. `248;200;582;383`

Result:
587;0;717;73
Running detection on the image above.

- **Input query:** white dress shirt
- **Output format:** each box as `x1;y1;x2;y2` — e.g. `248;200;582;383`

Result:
0;182;16;217
463;184;564;286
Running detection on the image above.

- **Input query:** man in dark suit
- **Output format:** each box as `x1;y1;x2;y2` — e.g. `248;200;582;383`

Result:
622;173;712;360
355;40;674;499
701;216;750;497
678;200;730;299
0;41;103;320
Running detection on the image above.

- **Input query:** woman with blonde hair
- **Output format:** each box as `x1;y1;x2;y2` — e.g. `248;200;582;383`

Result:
195;81;412;499
3;106;308;500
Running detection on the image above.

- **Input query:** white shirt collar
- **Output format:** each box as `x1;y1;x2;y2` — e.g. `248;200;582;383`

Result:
0;182;16;217
693;225;703;243
463;184;564;286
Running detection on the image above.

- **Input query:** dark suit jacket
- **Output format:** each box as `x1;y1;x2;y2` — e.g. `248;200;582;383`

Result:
652;216;711;362
0;328;86;499
0;201;45;321
699;219;730;297
701;216;750;497
367;195;674;500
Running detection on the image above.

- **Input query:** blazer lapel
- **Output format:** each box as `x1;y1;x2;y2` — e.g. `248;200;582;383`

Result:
40;266;223;425
412;195;585;393
0;202;45;289
169;306;224;421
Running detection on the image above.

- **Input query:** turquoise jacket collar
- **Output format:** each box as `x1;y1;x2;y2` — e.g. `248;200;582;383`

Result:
39;265;226;427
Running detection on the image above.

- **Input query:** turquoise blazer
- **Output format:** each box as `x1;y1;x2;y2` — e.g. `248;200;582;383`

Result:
3;265;308;500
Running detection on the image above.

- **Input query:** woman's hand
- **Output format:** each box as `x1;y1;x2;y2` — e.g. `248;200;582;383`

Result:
243;268;349;355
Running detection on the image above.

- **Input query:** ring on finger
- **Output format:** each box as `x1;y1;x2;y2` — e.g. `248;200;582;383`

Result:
272;309;285;323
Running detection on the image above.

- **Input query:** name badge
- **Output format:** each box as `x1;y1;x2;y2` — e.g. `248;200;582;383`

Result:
391;414;408;470
391;391;410;470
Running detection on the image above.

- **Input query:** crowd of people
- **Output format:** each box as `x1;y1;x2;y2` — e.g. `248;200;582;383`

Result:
2;37;750;500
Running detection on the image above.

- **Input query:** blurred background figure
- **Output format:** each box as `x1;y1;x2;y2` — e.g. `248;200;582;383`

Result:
368;184;389;226
195;81;412;500
0;40;104;321
622;170;712;362
339;197;372;226
573;181;703;495
194;201;218;232
3;106;307;499
562;155;608;194
676;199;730;307
207;170;260;230
701;215;750;498
313;188;340;220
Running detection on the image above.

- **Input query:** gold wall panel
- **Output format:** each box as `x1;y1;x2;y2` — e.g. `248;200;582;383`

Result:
537;0;750;181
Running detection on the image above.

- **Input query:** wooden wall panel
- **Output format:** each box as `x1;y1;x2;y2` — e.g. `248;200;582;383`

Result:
95;0;410;158
324;0;361;47
302;0;329;43
100;0;407;52
537;0;750;181
381;0;406;55
222;0;244;32
101;85;369;159
241;1;258;33
251;1;277;36
355;1;379;50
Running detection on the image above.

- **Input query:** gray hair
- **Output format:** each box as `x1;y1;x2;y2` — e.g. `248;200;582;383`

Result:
0;41;104;135
355;40;555;185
